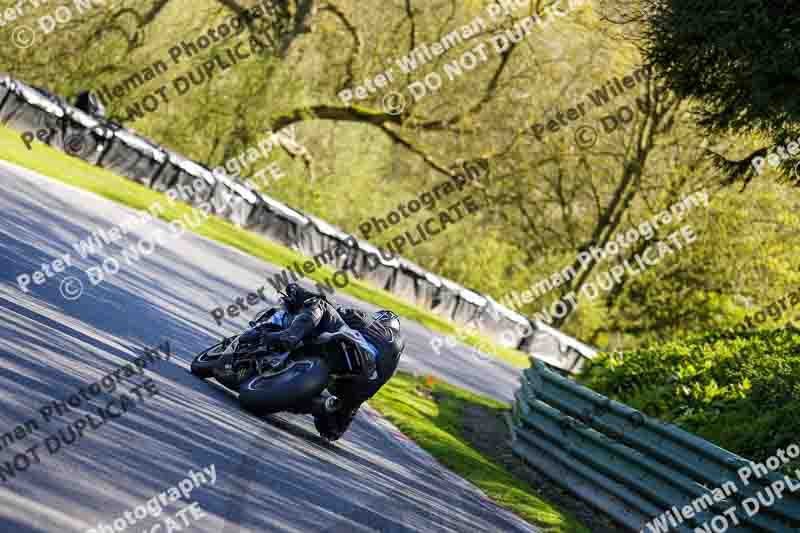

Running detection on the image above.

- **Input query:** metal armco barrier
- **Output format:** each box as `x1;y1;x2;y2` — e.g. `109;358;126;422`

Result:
0;75;596;372
512;360;800;532
524;320;597;374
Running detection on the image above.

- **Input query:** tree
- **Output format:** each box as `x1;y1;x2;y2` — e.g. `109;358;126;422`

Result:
604;0;800;187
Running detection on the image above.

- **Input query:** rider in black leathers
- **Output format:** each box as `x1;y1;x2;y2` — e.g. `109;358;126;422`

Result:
262;284;405;440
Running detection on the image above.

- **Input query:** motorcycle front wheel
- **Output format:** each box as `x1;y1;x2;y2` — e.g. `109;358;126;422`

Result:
238;357;330;415
190;341;227;378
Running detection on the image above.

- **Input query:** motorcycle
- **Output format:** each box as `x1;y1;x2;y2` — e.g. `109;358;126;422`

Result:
190;307;370;418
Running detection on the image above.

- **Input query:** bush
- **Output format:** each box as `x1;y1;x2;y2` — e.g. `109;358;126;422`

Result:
579;328;800;467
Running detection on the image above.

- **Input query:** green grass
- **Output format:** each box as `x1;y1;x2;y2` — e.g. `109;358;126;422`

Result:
370;372;590;533
0;124;531;368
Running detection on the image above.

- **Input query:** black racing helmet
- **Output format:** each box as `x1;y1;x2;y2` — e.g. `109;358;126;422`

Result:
372;310;400;334
372;310;404;358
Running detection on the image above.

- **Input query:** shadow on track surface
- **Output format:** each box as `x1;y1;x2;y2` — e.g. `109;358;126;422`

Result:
0;162;537;532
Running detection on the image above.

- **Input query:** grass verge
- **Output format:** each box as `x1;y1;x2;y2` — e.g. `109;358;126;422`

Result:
369;372;591;533
0;124;530;368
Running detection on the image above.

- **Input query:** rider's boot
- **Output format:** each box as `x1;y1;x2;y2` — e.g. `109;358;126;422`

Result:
314;400;360;441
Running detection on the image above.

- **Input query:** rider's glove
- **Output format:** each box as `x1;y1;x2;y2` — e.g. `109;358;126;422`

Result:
338;307;369;330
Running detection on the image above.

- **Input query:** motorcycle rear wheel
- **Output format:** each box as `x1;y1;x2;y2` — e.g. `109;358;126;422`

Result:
238;357;330;415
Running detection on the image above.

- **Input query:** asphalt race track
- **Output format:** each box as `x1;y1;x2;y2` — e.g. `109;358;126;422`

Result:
0;161;536;533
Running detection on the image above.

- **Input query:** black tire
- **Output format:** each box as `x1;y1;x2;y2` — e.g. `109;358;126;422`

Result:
238;357;330;415
190;341;227;378
314;414;345;442
314;408;358;442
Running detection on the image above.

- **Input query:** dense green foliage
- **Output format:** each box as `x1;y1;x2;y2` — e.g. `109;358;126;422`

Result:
580;329;800;466
1;0;798;349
